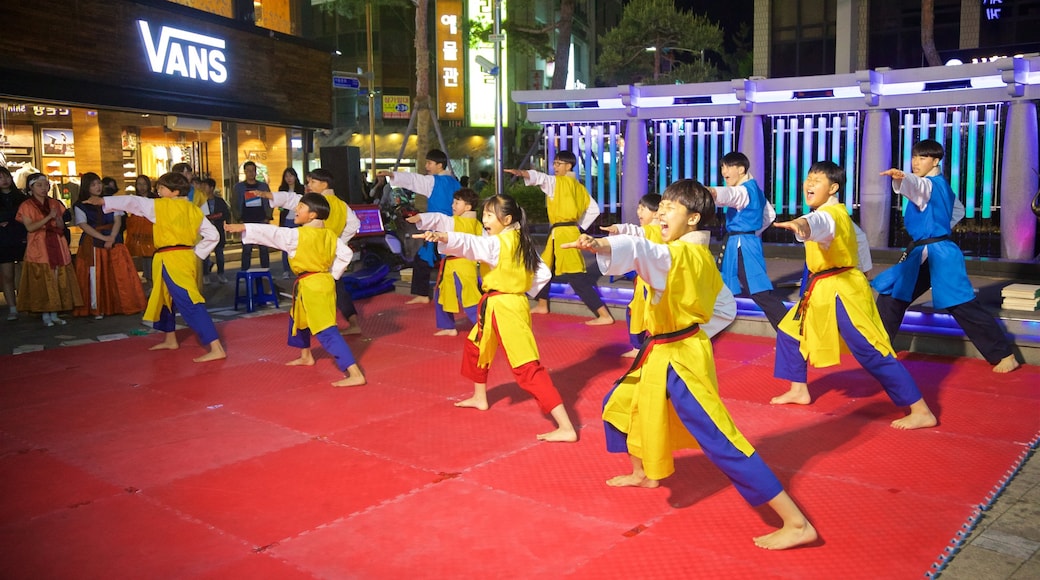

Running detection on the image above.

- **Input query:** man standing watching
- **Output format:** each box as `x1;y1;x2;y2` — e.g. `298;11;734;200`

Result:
234;161;272;271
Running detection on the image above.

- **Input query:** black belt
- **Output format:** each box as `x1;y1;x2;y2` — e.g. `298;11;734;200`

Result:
551;221;577;230
621;323;701;378
718;230;756;266
898;235;949;263
155;245;192;253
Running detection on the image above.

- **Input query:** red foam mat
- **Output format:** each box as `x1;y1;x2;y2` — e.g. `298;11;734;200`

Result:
0;296;1037;577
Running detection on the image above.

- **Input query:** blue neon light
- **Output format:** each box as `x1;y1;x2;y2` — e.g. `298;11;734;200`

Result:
671;120;680;184
609;124;618;212
658;121;667;193
844;114;856;214
801;117;812;213
710;119;720;187
774;118;785;212
950;109;963;216
595;127;605;208
902;112;914;214
684;120;693;180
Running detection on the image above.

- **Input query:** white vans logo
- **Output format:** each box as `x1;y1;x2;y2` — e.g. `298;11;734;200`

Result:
137;20;228;84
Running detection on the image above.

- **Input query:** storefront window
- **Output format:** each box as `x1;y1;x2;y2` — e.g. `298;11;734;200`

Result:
166;0;233;18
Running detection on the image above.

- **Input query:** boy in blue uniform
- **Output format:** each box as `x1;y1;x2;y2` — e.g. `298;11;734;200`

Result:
379;149;460;304
770;161;937;430
566;179;817;550
710;152;788;331
873;139;1018;373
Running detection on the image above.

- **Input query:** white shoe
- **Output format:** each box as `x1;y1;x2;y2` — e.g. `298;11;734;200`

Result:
6;310;16;321
54;316;67;325
282;271;291;280
218;275;229;284
203;274;212;285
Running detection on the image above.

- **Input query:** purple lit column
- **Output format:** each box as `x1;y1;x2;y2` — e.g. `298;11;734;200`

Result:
999;100;1038;260
622;117;648;224
738;115;765;185
858;108;892;248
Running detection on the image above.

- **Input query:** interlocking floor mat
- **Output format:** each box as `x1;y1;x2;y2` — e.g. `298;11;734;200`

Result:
1;293;1037;578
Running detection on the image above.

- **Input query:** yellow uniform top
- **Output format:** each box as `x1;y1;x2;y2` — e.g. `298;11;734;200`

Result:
439;215;483;313
628;223;663;335
470;228;540;367
145;197;206;321
289;226;340;335
778;203;893;367
542;175;590;275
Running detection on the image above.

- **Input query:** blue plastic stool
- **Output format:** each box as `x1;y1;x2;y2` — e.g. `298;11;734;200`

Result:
234;268;280;312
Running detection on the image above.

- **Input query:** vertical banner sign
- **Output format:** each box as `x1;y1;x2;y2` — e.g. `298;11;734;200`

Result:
436;0;465;121
467;0;508;128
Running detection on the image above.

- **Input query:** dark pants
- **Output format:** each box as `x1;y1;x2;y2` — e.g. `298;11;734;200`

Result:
875;263;1012;365
737;247;787;331
241;243;270;271
535;270;606;315
410;253;438;297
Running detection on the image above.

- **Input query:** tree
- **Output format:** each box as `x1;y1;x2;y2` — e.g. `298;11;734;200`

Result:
468;0;577;90
595;0;724;86
921;0;942;67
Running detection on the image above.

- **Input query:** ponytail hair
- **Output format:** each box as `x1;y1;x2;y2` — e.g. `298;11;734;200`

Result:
483;194;539;274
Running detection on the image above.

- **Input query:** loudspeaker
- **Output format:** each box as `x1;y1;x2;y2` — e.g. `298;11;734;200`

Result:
319;145;366;204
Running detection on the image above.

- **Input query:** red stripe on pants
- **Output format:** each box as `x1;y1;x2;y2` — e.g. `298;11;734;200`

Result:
460;323;563;415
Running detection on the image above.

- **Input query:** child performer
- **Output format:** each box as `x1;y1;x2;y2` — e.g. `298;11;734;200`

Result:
405;187;483;336
769;161;936;430
710;152;788;331
84;172;225;362
873;139;1019;373
505;151;614;326
413;194;578;442
378;149;461;305
565;179;816;550
602;193;736;357
260;168;362;334
226;194;365;387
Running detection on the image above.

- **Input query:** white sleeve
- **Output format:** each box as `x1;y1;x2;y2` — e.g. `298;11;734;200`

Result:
102;196;155;222
415;213;455;231
798;211;837;245
387;172;435;197
74;206;88;225
240;223;297;254
530;260;552;297
578;195;601;231
852;221;873;272
702;283;737;339
440;230;500;266
595;235;672;292
271;191;303;211
613;223;645;237
331;238;353;280
758;202;777;236
712;185;750;210
951;197;965;228
341;206;361;244
523;170;556;198
196;218;220;259
893;173;933;211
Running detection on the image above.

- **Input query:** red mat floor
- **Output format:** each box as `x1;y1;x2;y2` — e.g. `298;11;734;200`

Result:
1;292;1037;578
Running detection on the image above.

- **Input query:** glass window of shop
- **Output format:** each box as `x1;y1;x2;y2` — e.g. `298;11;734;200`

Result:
166;0;296;35
226;123;309;222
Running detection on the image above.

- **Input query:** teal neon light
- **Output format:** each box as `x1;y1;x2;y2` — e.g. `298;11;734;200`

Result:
684;121;693;181
981;107;996;219
801;117;812;213
965;108;979;219
697;122;706;185
671;120;680;184
789;119;800;214
774;119;785;212
902;113;914;214
609;124;618;212
844;114;856;214
658;121;667;193
595;127;605;207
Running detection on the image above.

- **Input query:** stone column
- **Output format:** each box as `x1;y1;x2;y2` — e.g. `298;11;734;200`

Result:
1000;100;1038;260
858;108;893;248
622;117;647;224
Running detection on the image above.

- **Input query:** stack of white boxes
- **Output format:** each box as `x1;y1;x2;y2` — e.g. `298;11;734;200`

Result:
1000;283;1040;312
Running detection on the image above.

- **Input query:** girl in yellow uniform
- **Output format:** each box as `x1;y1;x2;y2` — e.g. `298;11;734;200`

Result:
414;194;578;442
86;172;225;362
769;161;936;431
566;179;816;551
406;188;483;336
226;193;364;387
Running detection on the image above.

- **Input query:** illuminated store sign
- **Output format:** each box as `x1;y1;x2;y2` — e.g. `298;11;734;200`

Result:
436;0;465;121
981;0;1002;20
467;0;507;128
137;20;228;84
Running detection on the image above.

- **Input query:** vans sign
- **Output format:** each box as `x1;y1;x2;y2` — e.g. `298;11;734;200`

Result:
137;20;228;84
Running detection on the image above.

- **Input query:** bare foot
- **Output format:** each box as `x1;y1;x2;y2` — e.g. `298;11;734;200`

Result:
621;348;639;359
606;473;659;488
993;354;1020;374
193;340;227;363
332;375;366;387
890;410;937;430
770;384;811;405
454;396;488;410
530;305;549;315
149;336;179;351
754;521;818;550
434;329;459;336
536;427;578;442
287;354;315;366
406;296;430;305
339;326;362;335
585;316;615;326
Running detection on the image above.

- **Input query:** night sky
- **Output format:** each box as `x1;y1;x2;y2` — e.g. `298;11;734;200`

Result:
674;0;754;47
